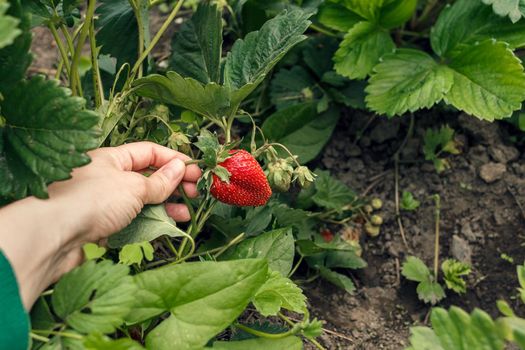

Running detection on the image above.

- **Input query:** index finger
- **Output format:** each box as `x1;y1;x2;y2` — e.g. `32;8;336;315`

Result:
111;142;201;182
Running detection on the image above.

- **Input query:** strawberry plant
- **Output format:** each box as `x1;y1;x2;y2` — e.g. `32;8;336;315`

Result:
4;0;525;348
407;262;525;350
317;0;525;121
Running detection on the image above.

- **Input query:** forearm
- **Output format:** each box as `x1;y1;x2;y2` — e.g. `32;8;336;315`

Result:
0;197;69;310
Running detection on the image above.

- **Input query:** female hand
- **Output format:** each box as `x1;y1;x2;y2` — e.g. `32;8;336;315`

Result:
0;142;201;309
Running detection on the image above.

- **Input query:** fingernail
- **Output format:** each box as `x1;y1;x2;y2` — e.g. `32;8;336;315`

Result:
161;158;185;183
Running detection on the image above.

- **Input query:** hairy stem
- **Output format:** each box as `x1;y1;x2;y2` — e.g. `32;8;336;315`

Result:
213;233;245;259
130;0;145;78
32;330;83;340
393;115;415;250
288;256;304;278
30;333;50;343
48;23;71;79
176;184;197;258
130;0;184;79
234;323;295;339
88;17;104;108
70;0;96;96
309;23;338;38
433;194;441;280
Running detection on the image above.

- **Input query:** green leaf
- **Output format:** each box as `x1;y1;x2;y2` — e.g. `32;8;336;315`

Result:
319;267;356;293
194;129;220;167
119;242;154;266
337;0;385;21
95;0;149;69
133;72;231;119
430;307;504;349
244;206;273;236
302;36;341;79
407;327;444;350
209;336;303;350
108;204;186;248
365;49;454;117
496;300;516;317
252;270;307;316
334;21;394;80
402;256;431;283
441;259;471;294
325;250;367;269
317;2;363;32
31;297;57;331
39;335;84;350
262;102;317;139
482;0;525;23
82;243;107;260
22;1;52;27
127;260;268;350
0;76;100;201
220;228;295;276
401;191;421;211
0;0;31;93
84;334;145;350
517;263;525;303
423;126;458;172
379;0;417;29
270;67;317;110
302;318;324;338
224;9;311;101
417;280;446;305
443;40;525;121
267;106;340;164
311;170;356;210
0;1;21;49
431;0;525;57
270;203;317;240
169;1;222;84
52;260;136;334
500;316;525;347
297;239;361;256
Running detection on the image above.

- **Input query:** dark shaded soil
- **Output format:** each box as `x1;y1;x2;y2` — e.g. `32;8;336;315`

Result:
303;110;525;349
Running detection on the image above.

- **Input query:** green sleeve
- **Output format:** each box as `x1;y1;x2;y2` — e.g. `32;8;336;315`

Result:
0;250;30;350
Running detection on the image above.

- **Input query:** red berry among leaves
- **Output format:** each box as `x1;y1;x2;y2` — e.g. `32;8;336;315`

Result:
321;229;334;242
210;150;272;207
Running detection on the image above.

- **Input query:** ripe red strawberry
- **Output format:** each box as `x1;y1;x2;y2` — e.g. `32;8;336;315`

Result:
210;150;272;207
321;229;334;242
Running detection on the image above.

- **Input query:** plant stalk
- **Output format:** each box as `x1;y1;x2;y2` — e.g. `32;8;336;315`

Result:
88;16;104;108
433;194;441;280
131;0;146;78
234;323;295;339
70;0;96;96
48;23;71;78
130;0;184;79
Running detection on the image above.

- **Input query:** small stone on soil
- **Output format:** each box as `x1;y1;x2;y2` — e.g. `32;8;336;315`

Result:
488;144;520;164
479;162;506;183
450;235;473;264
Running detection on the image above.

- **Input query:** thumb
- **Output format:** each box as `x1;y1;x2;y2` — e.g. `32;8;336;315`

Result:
143;158;185;204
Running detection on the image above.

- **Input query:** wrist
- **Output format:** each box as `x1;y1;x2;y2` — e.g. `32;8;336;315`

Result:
0;196;71;309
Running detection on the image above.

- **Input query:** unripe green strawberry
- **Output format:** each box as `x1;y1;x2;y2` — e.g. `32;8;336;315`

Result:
370;215;383;226
210;150;272;207
371;198;383;210
168;131;191;153
365;223;380;237
267;157;294;192
293;166;316;188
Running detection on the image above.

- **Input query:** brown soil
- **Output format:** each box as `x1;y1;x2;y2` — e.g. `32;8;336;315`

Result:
303;111;525;349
